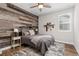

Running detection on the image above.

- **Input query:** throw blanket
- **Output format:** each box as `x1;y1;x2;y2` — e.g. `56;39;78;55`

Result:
22;34;55;55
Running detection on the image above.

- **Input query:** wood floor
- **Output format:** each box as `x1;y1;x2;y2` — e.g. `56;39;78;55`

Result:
64;44;78;56
0;44;78;56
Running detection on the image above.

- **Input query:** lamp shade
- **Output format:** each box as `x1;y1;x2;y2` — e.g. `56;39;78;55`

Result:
35;28;38;31
14;28;19;32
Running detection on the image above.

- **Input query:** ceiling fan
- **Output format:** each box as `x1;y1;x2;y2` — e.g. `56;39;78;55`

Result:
30;3;51;11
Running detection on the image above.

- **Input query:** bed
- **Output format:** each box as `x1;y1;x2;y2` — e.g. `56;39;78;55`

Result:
21;29;55;55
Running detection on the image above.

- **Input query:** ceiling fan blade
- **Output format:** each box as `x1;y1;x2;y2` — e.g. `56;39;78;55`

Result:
30;5;38;8
43;5;51;8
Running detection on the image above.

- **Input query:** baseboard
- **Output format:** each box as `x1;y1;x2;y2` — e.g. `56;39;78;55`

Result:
55;40;74;45
0;46;11;52
74;44;79;55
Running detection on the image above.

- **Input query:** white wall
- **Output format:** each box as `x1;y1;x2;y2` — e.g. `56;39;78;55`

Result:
38;8;74;44
74;4;79;54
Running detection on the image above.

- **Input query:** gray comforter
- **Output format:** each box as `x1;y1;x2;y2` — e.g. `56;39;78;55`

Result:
21;34;55;55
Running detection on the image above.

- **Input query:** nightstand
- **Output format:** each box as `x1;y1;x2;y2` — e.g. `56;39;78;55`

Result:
11;36;21;49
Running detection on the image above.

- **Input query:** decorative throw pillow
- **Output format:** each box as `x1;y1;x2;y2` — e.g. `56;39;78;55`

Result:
24;31;30;36
29;30;35;35
22;28;30;36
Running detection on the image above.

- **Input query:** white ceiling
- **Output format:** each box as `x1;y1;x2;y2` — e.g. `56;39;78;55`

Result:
12;3;75;16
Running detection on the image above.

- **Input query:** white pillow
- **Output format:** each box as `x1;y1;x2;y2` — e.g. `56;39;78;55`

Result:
29;30;35;35
25;31;30;36
22;29;30;36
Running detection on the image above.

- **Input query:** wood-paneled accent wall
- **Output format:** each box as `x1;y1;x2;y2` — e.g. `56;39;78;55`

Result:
0;3;38;29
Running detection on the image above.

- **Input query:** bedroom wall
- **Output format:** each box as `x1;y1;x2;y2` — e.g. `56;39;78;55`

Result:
38;8;74;44
74;4;79;54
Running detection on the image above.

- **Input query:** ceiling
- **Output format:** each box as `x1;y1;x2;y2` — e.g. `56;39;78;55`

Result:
12;3;75;16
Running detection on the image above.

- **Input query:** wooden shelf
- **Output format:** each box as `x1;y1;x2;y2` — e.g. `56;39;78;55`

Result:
11;36;21;49
12;44;20;47
12;36;21;40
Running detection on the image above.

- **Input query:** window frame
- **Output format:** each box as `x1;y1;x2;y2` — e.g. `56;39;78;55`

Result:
58;13;72;32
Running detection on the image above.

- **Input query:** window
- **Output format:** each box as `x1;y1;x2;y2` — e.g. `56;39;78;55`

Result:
58;13;72;32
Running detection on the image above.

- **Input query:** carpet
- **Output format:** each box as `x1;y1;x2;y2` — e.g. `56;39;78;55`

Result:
13;42;64;56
